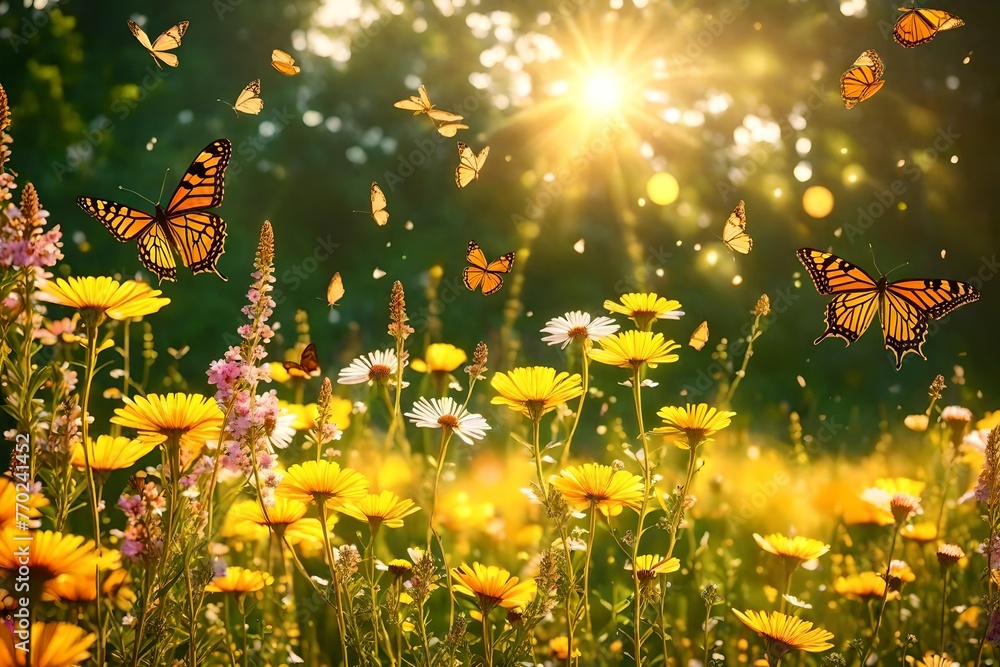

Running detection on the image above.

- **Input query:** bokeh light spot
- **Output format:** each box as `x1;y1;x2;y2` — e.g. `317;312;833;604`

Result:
803;186;834;218
647;172;679;206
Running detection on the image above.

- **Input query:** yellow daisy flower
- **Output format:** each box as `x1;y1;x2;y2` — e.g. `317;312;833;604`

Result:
40;276;169;323
277;460;369;509
0;530;103;594
588;330;681;370
626;555;681;581
652;403;736;448
388;559;413;577
834;572;894;601
205;567;275;594
340;490;420;530
603;292;684;331
549;636;582;660
111;393;223;463
452;562;537;615
915;653;959;667
733;609;834;659
410;343;467;373
753;533;830;566
0;621;95;667
550;463;645;517
0;477;47;531
901;522;937;543
490;366;583;421
70;436;157;473
279;399;353;431
227;497;309;536
904;414;929;432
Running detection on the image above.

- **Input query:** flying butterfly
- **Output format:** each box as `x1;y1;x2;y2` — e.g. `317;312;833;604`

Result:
271;49;300;76
841;49;885;109
455;142;489;188
689;321;709;351
367;182;389;226
282;343;321;379
893;6;964;48
796;248;980;369
462;240;514;296
722;200;752;254
127;19;188;69
77;139;232;283
393;85;465;123
219;79;263;116
325;272;345;307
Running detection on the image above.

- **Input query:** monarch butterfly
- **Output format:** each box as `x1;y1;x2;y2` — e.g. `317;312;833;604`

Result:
689;321;709;351
840;49;885;109
325;272;345;307
77;139;231;283
282;343;321;379
271;49;300;76
127;19;188;69
455;142;489;188
893;6;964;48
219;79;263;116
434;119;469;138
462;240;514;296
722;200;752;254
796;248;980;369
394;85;465;123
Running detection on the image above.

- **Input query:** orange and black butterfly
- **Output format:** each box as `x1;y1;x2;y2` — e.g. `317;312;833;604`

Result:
840;50;885;109
77;139;231;282
797;248;979;369
282;343;321;379
462;240;514;296
893;6;964;48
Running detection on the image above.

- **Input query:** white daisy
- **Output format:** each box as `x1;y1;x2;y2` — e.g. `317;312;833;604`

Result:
337;349;408;387
269;410;297;449
540;311;620;349
404;397;491;445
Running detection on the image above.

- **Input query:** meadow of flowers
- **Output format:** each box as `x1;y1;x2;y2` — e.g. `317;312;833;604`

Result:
0;78;998;667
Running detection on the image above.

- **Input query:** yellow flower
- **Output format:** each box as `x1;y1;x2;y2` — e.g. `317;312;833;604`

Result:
205;567;275;594
904;414;929;431
40;276;169;323
915;653;959;667
626;555;681;581
733;609;834;659
111;393;223;463
279;399;353;431
550;463;645;517
603;292;684;331
490;366;583;421
71;436;157;473
340;490;420;529
388;559;413;577
834;572;895;601
652;403;736;447
886;560;916;590
0;621;95;667
549;636;582;660
411;343;467;373
753;533;830;566
268;362;292;384
0;477;47;531
278;460;369;509
588;330;680;370
0;531;104;596
452;562;536;615
227;497;309;534
901;522;937;543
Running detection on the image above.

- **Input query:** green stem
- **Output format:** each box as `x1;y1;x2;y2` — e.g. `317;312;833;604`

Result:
531;417;547;497
79;326;105;667
559;524;576;663
630;366;651;667
318;502;351;667
428;428;452;547
722;312;762;408
780;562;794;614
583;508;598;640
561;350;589;468
666;445;700;560
861;524;901;666
939;568;950;652
482;612;493;667
366;527;383;666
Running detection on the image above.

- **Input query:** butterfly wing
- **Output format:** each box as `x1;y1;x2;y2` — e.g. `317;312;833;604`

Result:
127;20;153;51
418;85;432;109
689;321;709;351
427;109;464;123
880;278;980;368
77;197;155;241
136;223;178;282
797;248;880;345
893;8;964;47
233;79;263;115
485;252;515;274
141;21;188;68
163;211;227;279
722;200;752;254
462;240;513;295
476;146;490;171
456;143;488;188
283;343;321;378
165;139;231;214
370;182;389;226
326;272;345;307
271;49;300;75
840;50;884;109
434;120;469;138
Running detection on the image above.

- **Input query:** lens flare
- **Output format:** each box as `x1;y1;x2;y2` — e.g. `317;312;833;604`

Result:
582;69;623;113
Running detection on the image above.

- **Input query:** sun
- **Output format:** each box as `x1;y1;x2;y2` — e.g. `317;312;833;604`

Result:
581;68;623;114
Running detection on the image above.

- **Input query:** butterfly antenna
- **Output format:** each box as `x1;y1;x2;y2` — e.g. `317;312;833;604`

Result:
217;99;239;116
117;186;156;207
868;244;883;276
884;262;910;279
155;168;170;206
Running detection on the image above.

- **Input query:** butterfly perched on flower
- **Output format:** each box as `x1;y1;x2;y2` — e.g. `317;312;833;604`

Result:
220;79;263;116
722;200;752;254
796;248;980;369
463;240;514;296
455;142;489;188
282;343;321;379
127;19;188;68
77;139;231;283
893;6;964;48
841;50;885;109
271;49;300;75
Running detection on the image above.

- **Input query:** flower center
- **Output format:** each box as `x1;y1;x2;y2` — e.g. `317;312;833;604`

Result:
368;364;393;383
437;414;460;429
567;326;589;340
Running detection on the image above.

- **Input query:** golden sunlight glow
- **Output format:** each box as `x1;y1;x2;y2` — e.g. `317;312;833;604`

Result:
803;186;834;218
581;68;623;113
647;172;680;206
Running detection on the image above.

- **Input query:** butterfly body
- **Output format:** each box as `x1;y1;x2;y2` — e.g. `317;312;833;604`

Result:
78;139;231;283
797;248;979;369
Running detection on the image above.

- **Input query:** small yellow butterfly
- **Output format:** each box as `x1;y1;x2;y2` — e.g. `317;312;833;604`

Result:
394;85;464;123
219;79;263;116
689;321;709;351
354;182;388;226
271;49;300;76
722;200;752;254
127;19;188;69
326;272;345;307
455;142;489;188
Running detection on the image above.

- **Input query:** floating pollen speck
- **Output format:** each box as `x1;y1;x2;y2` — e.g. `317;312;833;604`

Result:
373;267;386;279
797;375;806;388
573;239;585;253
